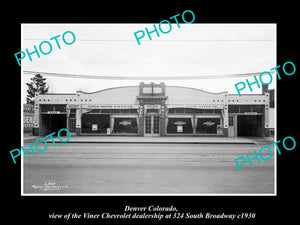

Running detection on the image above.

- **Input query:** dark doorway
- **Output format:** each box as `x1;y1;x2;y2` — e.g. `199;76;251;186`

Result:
237;115;263;137
40;114;67;136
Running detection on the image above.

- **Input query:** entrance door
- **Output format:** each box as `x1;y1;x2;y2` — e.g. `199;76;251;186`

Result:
145;114;160;136
228;115;235;137
40;114;67;136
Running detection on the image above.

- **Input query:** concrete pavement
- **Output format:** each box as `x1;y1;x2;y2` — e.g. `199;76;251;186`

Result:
23;142;275;194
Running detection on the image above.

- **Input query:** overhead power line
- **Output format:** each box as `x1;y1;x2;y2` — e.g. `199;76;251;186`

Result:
23;39;275;42
23;70;274;80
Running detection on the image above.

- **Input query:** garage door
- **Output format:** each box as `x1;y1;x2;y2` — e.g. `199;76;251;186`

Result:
40;114;67;136
237;115;263;137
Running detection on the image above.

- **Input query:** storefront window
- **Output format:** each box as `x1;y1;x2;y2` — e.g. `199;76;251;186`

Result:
205;109;213;113
81;114;110;133
40;104;66;113
251;105;264;113
167;118;193;134
228;105;239;113
40;105;54;112
196;118;220;134
113;118;138;134
239;105;252;113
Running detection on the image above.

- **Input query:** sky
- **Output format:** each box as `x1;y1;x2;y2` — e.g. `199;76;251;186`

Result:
21;23;276;102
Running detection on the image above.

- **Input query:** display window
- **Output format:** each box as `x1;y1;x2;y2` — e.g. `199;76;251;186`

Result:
167;118;193;134
81;114;110;133
112;117;138;134
196;118;221;134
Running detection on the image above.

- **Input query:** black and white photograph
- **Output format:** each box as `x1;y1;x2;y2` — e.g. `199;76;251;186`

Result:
21;23;276;195
5;5;298;225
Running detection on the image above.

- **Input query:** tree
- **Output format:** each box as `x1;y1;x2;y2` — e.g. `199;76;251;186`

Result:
26;73;49;105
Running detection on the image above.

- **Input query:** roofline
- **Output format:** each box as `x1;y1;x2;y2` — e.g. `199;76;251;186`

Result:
228;93;268;96
77;85;228;95
77;86;139;94
166;85;228;95
37;85;268;96
36;93;77;96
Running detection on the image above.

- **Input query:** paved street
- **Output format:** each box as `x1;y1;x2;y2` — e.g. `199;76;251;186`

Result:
23;142;275;194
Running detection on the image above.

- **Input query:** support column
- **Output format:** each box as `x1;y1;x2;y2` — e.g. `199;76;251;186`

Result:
66;107;70;132
110;117;114;134
192;114;196;134
160;105;166;136
33;102;40;136
223;105;229;137
75;107;81;135
138;105;144;136
264;103;270;137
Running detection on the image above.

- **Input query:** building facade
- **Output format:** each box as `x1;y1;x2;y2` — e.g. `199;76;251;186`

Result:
32;82;271;137
23;104;34;133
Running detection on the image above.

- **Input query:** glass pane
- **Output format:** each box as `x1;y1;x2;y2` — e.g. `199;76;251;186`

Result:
81;114;110;133
214;109;221;114
168;108;175;113
145;116;151;133
185;108;195;113
101;109;110;114
240;105;252;113
147;109;158;113
251;105;264;113
204;109;213;113
195;109;204;113
41;104;66;113
228;105;239;113
68;118;76;132
153;116;160;134
54;105;66;112
153;87;162;93
143;87;152;94
113;118;138;134
196;118;220;134
119;109;130;113
229;116;234;126
40;105;54;112
175;108;185;113
167;118;193;134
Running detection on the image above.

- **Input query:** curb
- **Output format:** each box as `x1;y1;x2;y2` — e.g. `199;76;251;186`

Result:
23;139;255;145
23;136;257;145
62;142;256;144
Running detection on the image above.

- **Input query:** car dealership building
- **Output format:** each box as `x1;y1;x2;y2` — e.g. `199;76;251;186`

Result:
32;82;272;137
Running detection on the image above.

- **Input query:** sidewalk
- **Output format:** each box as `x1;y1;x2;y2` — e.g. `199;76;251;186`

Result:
23;135;274;144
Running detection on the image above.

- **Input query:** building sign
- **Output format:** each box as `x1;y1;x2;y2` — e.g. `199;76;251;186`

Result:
145;105;161;109
217;125;223;134
92;124;98;131
46;111;61;114
203;121;215;126
119;120;132;126
24;116;33;123
168;104;223;109
23;115;34;128
83;104;139;109
244;112;258;115
177;125;183;132
174;121;186;125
